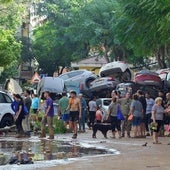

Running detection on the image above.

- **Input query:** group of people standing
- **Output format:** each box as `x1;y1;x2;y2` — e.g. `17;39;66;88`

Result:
10;87;170;144
11;90;39;138
86;89;170;144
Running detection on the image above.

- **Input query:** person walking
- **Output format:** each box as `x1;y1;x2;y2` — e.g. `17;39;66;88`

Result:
58;92;69;128
130;94;143;138
40;91;54;139
145;92;155;136
120;92;132;138
78;93;87;132
14;94;25;138
22;90;32;137
66;91;81;139
88;96;97;129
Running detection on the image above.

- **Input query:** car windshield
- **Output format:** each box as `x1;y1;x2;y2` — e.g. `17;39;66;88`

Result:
64;81;80;94
69;71;84;78
167;72;170;81
103;100;111;106
59;74;70;80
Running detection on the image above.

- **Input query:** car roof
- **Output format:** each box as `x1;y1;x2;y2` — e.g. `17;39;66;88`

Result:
59;70;92;75
0;91;8;94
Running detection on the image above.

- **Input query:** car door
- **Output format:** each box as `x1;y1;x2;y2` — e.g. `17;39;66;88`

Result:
0;93;14;120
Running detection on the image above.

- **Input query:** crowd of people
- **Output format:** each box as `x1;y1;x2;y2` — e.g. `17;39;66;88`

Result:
10;88;170;144
57;89;170;143
87;90;170;144
11;90;39;138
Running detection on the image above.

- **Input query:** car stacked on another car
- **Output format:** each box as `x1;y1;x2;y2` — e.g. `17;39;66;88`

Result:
116;70;163;98
0;91;14;128
134;70;162;87
89;61;133;97
59;70;97;97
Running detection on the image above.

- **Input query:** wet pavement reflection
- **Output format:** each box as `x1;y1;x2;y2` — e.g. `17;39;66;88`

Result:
0;139;115;165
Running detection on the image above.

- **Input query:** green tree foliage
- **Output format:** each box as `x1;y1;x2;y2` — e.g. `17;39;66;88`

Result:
116;0;170;68
33;0;85;75
33;0;170;74
0;30;21;67
0;60;18;82
0;0;24;67
70;0;121;62
33;0;126;74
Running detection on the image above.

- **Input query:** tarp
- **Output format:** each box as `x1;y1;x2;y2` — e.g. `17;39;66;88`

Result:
4;78;23;94
37;77;65;97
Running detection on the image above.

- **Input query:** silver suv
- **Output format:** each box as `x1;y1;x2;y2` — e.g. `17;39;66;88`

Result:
0;91;14;128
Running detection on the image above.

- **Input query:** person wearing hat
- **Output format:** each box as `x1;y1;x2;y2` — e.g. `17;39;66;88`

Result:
65;90;82;139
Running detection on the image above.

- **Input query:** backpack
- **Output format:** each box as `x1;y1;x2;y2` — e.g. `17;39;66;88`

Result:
23;105;29;115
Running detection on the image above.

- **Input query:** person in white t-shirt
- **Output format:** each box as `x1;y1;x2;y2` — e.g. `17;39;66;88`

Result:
88;96;97;129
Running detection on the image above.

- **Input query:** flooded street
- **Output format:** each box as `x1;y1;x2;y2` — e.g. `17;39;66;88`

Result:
0;131;119;170
0;130;170;170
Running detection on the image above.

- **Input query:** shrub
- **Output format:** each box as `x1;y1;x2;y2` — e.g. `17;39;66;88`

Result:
53;117;67;134
31;112;67;134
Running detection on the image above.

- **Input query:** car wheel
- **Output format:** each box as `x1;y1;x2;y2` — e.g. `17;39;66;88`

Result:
0;114;14;128
86;77;96;88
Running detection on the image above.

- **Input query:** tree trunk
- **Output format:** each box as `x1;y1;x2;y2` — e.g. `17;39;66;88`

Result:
103;40;110;63
157;46;167;69
59;66;65;75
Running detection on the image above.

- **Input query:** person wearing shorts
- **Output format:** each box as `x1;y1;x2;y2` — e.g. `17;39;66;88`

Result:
108;95;121;139
69;111;79;122
66;91;81;139
130;94;143;138
59;92;69;127
151;97;164;144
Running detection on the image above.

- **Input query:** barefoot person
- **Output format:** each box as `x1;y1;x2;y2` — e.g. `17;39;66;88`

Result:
66;91;81;139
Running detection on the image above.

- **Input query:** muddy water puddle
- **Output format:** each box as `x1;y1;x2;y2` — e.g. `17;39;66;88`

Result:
0;139;116;164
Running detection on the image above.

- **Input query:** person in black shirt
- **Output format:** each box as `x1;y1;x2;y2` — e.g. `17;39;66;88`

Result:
14;94;25;138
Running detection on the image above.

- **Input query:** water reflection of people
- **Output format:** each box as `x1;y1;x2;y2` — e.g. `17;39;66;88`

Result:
70;142;79;157
40;140;53;160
